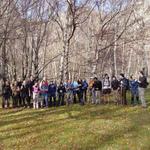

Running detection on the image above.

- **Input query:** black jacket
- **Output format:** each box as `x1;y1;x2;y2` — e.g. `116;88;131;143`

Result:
119;78;129;90
139;76;148;88
111;79;120;90
2;84;12;97
57;85;66;95
20;84;30;97
93;80;102;91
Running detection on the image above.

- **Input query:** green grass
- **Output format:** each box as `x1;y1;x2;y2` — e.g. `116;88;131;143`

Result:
0;90;150;150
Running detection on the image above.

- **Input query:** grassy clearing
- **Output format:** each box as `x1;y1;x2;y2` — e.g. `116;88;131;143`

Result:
0;90;150;150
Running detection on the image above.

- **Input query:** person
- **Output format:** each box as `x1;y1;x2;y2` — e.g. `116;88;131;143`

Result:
129;75;139;106
57;82;66;106
39;77;49;108
102;74;111;103
32;81;40;109
92;77;102;104
11;81;19;108
16;78;22;107
2;80;11;108
72;80;78;103
138;71;148;108
82;79;88;102
20;80;30;107
88;77;94;103
111;76;120;104
119;73;129;105
77;79;84;105
65;80;73;106
27;76;35;108
48;81;57;107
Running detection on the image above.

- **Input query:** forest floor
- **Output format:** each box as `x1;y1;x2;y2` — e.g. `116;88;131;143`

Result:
0;90;150;150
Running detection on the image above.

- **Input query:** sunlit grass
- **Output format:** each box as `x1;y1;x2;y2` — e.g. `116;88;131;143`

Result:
0;89;150;150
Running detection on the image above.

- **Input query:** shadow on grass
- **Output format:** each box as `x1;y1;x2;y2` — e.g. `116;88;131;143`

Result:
1;102;150;150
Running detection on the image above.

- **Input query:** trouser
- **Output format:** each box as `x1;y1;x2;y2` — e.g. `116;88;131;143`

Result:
92;90;101;104
18;94;22;107
89;88;93;103
33;93;39;109
26;96;31;107
42;94;48;107
58;94;65;106
13;94;20;107
12;95;17;108
2;97;5;108
21;97;26;106
77;91;84;105
21;94;27;106
50;95;56;106
83;90;87;102
138;87;147;107
66;92;73;105
131;92;139;105
73;92;77;103
112;90;119;103
2;97;10;108
120;88;127;105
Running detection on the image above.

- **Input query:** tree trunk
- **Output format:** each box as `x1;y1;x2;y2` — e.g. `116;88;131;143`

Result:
1;40;7;81
113;35;117;76
28;48;33;78
34;48;39;79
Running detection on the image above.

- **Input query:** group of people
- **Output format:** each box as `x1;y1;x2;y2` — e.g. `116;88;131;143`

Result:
1;71;149;109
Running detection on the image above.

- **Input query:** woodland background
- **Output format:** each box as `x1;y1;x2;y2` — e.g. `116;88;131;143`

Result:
0;0;150;81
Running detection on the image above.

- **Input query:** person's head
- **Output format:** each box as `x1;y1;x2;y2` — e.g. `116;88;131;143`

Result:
78;78;82;82
139;71;144;77
43;76;47;81
34;80;38;86
14;81;17;86
119;73;125;79
12;79;15;83
5;80;9;85
23;80;26;85
130;75;133;80
30;75;33;81
18;78;21;82
104;74;109;79
112;76;117;81
50;81;54;84
94;77;98;81
82;78;86;82
68;80;72;84
60;82;63;86
90;77;94;81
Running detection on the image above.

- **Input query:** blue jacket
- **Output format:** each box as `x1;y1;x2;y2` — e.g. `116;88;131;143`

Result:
120;78;129;90
129;80;139;95
82;80;88;91
65;82;73;93
72;81;79;93
48;83;57;96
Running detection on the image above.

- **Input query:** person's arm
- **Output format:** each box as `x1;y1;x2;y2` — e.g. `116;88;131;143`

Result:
9;86;12;96
129;81;132;90
28;86;31;97
64;86;66;93
109;80;111;89
54;86;57;93
39;82;42;91
117;81;121;91
57;86;60;93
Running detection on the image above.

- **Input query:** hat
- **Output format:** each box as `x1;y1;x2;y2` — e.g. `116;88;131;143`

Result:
120;73;124;78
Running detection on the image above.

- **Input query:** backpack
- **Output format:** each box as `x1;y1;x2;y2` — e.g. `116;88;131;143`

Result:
143;78;149;88
121;78;129;90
